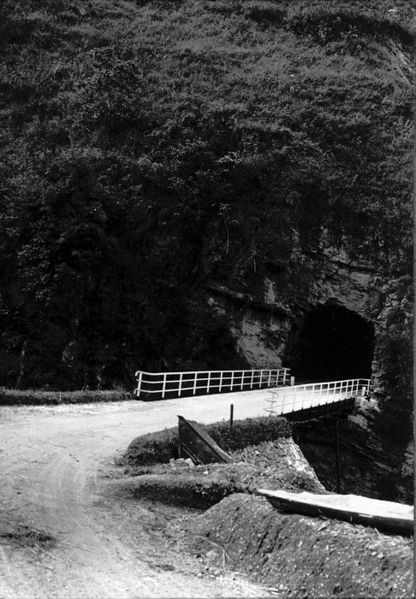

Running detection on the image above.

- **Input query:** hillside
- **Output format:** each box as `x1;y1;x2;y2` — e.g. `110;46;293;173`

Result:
0;1;414;494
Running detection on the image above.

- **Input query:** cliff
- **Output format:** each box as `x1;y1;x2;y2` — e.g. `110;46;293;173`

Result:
0;1;413;496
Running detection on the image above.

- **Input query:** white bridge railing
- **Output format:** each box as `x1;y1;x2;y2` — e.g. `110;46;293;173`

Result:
134;368;292;399
265;378;371;416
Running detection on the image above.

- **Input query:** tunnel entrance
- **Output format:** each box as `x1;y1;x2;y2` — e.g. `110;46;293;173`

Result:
286;304;374;383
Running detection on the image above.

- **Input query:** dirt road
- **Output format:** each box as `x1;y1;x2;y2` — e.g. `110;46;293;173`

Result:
0;400;267;598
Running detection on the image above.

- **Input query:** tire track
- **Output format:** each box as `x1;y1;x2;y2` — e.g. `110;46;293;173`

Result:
0;401;268;598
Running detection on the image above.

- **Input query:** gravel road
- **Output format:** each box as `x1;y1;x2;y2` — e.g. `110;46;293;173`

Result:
0;400;268;598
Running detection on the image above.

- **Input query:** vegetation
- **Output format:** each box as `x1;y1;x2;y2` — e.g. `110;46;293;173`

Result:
120;462;322;509
124;415;290;467
0;0;413;392
0;387;131;405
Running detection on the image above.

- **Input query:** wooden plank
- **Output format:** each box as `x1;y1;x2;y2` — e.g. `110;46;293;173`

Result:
178;416;231;464
257;489;414;535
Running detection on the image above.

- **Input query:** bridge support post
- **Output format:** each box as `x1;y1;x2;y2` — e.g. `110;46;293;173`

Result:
229;404;234;435
336;418;341;494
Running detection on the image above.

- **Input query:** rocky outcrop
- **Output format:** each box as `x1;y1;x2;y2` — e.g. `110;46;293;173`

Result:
205;245;379;370
204;240;412;503
292;398;413;503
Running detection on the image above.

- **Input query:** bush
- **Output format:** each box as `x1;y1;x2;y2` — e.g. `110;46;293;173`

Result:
208;416;292;451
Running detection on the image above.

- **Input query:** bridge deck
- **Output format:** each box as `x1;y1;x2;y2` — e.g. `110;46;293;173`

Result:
137;384;366;425
135;370;370;422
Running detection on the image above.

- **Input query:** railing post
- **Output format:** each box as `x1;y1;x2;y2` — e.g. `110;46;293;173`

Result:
178;373;183;397
207;372;211;393
241;371;244;390
267;370;272;387
162;373;167;399
231;371;235;392
219;371;223;392
193;372;197;395
136;371;143;397
251;370;254;389
290;376;295;386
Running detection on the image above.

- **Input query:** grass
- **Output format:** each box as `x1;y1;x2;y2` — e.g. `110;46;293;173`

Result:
0;388;133;405
123;415;292;467
119;436;325;508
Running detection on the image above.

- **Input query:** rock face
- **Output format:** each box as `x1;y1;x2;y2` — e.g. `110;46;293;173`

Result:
205;241;384;388
292;399;413;504
204;240;412;502
206;251;378;372
0;1;413;497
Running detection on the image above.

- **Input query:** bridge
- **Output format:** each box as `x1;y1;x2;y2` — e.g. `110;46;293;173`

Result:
134;368;371;421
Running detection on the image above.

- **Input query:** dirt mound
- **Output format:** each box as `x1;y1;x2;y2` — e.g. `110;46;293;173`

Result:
184;494;413;598
232;438;325;489
119;439;326;508
123;416;291;468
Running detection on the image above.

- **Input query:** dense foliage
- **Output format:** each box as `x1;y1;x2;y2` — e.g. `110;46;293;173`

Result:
0;0;413;389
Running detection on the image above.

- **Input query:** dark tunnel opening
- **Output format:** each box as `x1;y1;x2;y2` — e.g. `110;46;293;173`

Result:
285;304;374;383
